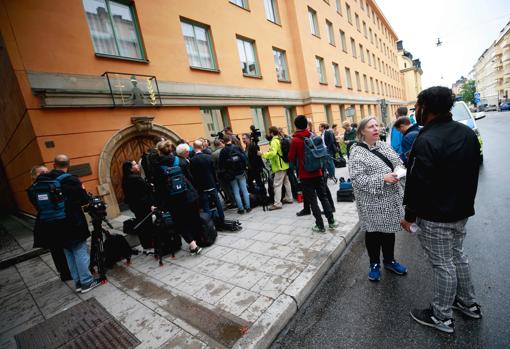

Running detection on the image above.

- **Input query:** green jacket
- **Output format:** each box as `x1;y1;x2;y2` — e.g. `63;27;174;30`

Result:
262;136;289;173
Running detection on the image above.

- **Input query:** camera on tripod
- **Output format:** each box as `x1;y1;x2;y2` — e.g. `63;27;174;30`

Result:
210;130;225;140
250;125;261;144
84;194;108;223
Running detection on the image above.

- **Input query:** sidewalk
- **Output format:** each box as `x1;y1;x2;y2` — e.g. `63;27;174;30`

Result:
0;170;360;349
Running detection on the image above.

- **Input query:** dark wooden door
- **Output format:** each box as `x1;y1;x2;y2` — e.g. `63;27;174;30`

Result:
110;136;154;205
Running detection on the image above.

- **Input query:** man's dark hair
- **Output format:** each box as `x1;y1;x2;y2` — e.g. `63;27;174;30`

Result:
294;115;308;130
394;117;411;129
396;107;408;116
268;126;279;136
417;86;455;115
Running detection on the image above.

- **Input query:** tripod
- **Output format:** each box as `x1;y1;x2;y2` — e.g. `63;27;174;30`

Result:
89;213;111;282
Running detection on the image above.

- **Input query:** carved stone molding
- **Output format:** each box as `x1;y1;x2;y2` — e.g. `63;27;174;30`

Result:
131;116;154;133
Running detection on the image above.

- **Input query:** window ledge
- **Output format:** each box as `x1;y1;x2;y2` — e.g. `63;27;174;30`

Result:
190;66;221;73
229;2;250;11
347;87;353;90
95;53;149;63
267;19;282;27
319;82;328;85
335;84;341;88
312;33;321;39
277;79;292;84
243;73;263;79
329;43;336;47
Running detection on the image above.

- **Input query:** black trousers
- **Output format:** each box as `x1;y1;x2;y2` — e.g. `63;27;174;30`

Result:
50;247;71;280
301;177;334;229
303;175;335;213
365;231;395;264
247;169;265;195
170;200;201;244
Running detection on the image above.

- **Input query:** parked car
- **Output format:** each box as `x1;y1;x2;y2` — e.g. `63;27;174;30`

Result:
499;102;510;112
451;101;485;163
485;104;498;112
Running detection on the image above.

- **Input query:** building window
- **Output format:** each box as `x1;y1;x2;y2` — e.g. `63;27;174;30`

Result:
375;33;379;48
346;3;352;24
370;77;374;93
82;0;145;60
251;107;270;141
285;107;296;134
376;79;380;94
378;57;381;72
367;4;371;18
308;7;320;37
336;0;342;14
350;38;357;58
359;44;364;62
273;47;290;81
363;74;368;92
325;104;333;125
363;21;367;37
372;53;376;68
326;20;335;46
355;71;361;91
340;30;347;52
355;13;360;31
369;28;373;43
264;0;280;24
367;49;371;66
332;62;341;87
201;108;229;138
360;0;365;11
230;0;249;9
316;56;327;84
368;104;372;115
180;19;217;70
237;36;260;77
345;67;352;89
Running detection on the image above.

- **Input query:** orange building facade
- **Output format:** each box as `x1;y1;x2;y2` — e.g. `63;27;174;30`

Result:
0;0;405;216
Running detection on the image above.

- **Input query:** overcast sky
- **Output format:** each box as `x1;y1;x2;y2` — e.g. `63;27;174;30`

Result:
377;0;510;89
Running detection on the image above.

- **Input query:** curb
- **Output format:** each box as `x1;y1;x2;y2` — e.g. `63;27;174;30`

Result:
232;222;361;349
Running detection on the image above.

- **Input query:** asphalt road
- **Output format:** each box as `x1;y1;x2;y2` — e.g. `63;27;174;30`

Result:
271;111;510;349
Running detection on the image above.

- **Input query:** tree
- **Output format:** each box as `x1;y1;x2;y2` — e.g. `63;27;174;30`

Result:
460;80;476;105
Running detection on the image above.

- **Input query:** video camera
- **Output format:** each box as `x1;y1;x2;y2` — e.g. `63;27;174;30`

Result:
84;194;112;228
210;130;225;140
249;125;261;144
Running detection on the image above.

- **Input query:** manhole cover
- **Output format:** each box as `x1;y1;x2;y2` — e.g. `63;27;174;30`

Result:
15;298;140;349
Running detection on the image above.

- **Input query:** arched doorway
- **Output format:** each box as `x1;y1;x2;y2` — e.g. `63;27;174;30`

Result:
97;123;180;217
110;135;155;209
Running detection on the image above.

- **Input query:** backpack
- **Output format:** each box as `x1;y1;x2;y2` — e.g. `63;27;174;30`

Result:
103;233;133;269
279;136;291;163
225;146;247;177
161;156;188;197
197;212;217;247
303;135;329;172
153;211;182;262
30;173;72;222
337;177;355;202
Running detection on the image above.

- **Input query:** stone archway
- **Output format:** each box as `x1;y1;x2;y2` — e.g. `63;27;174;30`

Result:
97;122;180;217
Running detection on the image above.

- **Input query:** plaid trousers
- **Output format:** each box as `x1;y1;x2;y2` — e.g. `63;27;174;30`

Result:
416;218;477;320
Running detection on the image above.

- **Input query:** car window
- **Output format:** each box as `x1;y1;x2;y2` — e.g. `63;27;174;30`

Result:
451;102;471;122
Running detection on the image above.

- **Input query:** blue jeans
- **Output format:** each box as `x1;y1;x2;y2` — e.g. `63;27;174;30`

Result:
230;174;250;210
200;188;225;221
63;240;93;287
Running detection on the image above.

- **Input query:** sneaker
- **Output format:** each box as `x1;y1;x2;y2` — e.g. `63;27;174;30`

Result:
237;209;245;214
410;307;455;333
452;297;482;319
81;279;102;294
282;199;294;204
190;246;202;256
312;225;326;233
368;263;381;281
296;210;311;217
268;204;282;211
328;220;339;230
246;208;252;213
384;260;408;275
75;282;82;293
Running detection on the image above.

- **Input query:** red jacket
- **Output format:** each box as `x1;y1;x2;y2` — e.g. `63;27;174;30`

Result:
288;129;322;180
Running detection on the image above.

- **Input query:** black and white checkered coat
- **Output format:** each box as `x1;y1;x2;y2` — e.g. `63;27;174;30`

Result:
348;141;405;234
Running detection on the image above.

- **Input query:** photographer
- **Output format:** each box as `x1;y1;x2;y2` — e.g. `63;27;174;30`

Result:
153;141;202;255
259;127;293;210
241;132;266;195
190;140;225;223
29;155;101;293
122;160;155;253
212;139;235;208
219;135;251;214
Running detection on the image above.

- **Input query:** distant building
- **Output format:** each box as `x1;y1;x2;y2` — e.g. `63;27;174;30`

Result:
452;76;468;96
397;41;423;106
473;21;510;106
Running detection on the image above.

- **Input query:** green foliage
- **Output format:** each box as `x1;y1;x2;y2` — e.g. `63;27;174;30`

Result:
460;80;476;104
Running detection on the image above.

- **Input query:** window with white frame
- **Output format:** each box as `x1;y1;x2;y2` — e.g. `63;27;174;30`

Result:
180;19;217;69
367;49;371;65
82;0;144;60
230;0;248;9
308;7;320;36
237;36;260;76
201;108;229;138
346;3;352;23
351;38;357;58
332;62;341;86
345;67;352;89
316;56;327;83
370;77;374;93
355;13;360;31
336;0;342;14
340;30;347;52
251;107;270;141
326;20;335;45
355;71;361;91
273;48;289;81
363;74;368;92
264;0;280;24
359;44;364;62
363;21;367;37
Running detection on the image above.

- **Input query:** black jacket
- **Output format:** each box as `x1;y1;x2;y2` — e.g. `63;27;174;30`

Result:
190;152;217;191
245;142;264;172
122;174;154;216
218;144;247;179
31;170;90;248
403;116;481;223
323;129;337;156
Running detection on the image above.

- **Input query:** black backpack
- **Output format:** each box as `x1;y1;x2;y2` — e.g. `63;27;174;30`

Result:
197;212;217;247
225;146;247;177
279;136;292;163
154;211;182;260
160;156;188;197
103;233;133;269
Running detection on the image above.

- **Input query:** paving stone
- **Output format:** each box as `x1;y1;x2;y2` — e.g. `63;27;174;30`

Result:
250;274;292;299
194;257;226;276
159;329;208;349
193;279;233;305
16;258;59;289
228;237;256;250
285;247;320;265
251;231;277;242
175;273;216;296
0;267;25;299
134;312;182;349
0;290;41;334
237;252;271;270
202;245;232;259
262;257;304;277
171;254;205;269
239;296;274;323
270;233;295;245
227;268;266;290
216;287;259;317
30;279;81;318
246;241;293;258
220;249;249;264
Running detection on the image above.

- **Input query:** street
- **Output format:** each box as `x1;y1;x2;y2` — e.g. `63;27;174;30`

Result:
271;111;510;349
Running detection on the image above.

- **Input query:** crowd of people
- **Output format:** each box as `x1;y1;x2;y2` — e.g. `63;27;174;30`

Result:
26;86;482;335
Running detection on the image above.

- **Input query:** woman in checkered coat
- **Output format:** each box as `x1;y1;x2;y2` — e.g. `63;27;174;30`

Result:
348;116;408;282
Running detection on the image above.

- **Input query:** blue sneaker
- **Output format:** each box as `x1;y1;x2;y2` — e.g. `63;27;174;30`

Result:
368;263;381;281
384;260;407;275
